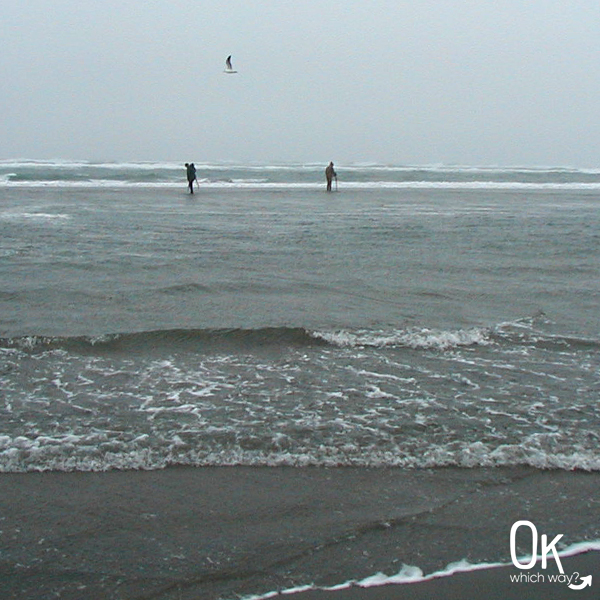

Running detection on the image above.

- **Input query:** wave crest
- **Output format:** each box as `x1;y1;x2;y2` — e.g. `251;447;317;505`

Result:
1;325;495;354
312;327;491;350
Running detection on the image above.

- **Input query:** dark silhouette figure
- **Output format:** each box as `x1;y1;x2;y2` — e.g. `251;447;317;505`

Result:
185;163;197;194
325;161;337;192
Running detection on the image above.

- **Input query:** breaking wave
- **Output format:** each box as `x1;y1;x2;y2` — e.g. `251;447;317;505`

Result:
3;324;596;355
4;160;600;189
2;320;598;473
0;325;496;354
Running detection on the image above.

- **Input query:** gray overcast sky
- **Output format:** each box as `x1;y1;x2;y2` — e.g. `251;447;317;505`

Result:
2;1;600;166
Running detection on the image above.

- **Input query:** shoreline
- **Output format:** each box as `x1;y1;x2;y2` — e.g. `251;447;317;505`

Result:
254;551;599;600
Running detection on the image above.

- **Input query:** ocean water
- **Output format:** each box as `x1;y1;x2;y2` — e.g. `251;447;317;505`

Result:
1;160;599;598
1;160;599;473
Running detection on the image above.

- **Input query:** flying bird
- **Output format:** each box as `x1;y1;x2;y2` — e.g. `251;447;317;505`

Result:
224;55;238;74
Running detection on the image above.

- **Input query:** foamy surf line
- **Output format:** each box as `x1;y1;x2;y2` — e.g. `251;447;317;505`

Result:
2;444;600;473
240;542;600;600
0;212;71;221
3;179;600;190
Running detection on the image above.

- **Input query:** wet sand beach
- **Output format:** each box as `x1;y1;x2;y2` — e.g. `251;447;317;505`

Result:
1;466;598;600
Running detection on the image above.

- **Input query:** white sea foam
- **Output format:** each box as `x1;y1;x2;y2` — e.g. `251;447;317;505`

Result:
3;178;600;191
2;435;600;473
0;211;71;221
0;173;16;184
313;327;491;350
0;159;182;170
238;541;600;600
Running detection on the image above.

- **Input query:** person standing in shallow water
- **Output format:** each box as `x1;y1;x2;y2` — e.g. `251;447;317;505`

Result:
325;161;336;192
185;163;197;194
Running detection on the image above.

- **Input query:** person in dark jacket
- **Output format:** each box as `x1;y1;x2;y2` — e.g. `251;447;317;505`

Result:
185;163;197;194
325;161;337;192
